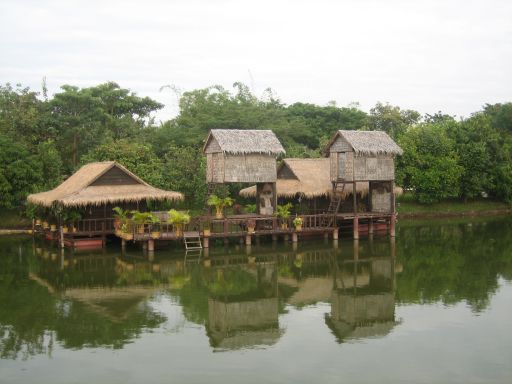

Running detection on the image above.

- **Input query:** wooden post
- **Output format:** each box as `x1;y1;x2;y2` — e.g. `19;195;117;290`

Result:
292;232;298;243
353;217;359;240
245;234;252;246
284;234;289;242
121;238;126;251
203;236;209;248
390;214;396;237
148;239;154;252
352;182;357;214
59;226;64;248
333;228;339;240
369;218;374;234
272;234;278;242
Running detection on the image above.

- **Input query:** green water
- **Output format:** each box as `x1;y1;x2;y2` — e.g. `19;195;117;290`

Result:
1;217;511;384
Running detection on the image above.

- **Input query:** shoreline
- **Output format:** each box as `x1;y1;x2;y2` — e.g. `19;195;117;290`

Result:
398;208;512;220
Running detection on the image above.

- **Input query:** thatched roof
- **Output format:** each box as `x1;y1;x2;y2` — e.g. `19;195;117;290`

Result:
27;161;183;207
204;129;285;155
239;158;403;199
326;130;403;156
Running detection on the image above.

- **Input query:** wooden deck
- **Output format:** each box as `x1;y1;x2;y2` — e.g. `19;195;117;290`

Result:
34;212;394;249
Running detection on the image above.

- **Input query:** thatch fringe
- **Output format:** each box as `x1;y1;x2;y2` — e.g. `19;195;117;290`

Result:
326;130;403;156
204;129;285;155
27;161;184;207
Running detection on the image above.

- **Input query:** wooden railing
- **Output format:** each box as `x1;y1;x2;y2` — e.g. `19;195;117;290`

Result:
116;213;336;240
73;218;116;235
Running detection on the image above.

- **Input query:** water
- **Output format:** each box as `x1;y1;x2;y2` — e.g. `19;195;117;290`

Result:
1;217;511;384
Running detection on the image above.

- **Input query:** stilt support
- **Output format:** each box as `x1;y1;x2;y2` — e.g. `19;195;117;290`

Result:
292;232;298;243
353;217;359;240
369;219;374;234
203;236;209;248
333;228;339;240
148;239;154;252
245;234;252;246
390;214;396;237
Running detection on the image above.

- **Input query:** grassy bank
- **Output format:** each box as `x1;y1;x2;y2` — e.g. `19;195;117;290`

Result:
397;194;511;217
0;209;31;229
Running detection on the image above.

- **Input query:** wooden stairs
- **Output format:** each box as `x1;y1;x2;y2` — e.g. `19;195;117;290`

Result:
184;231;202;250
322;179;346;227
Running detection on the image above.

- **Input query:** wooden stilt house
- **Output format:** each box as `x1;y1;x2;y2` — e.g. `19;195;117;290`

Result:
27;161;183;242
324;130;403;215
203;129;285;215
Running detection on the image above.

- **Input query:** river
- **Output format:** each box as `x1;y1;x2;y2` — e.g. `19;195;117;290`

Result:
1;216;511;384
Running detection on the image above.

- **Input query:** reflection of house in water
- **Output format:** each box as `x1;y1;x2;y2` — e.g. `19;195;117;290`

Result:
31;249;165;323
325;256;399;342
206;263;283;350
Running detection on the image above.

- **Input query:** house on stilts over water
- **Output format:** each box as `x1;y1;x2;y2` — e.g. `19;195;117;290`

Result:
27;161;183;248
203;129;285;215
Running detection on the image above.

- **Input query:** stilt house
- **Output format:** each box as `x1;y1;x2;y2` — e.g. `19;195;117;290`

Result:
203;129;285;215
324;130;403;214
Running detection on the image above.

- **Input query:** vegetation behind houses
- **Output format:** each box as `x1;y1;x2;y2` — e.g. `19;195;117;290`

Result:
1;81;511;214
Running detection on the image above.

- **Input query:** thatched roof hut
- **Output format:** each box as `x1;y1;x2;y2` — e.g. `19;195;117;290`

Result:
204;129;285;184
239;158;402;199
325;130;403;157
28;161;183;207
203;129;285;156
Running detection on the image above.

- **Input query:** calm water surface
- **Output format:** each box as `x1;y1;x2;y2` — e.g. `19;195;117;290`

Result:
1;217;511;384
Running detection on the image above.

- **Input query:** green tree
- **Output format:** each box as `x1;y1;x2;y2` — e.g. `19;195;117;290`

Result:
397;122;462;203
366;102;421;139
81;140;165;188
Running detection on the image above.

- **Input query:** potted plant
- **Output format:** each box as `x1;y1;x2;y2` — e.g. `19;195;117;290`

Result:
120;223;133;240
276;203;292;230
50;223;57;232
168;209;190;237
207;194;234;219
149;213;161;239
42;220;49;229
247;219;256;234
112;207;130;230
202;219;211;236
131;211;153;234
67;211;82;233
293;217;303;231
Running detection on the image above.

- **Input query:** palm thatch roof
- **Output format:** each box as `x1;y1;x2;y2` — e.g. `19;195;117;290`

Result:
27;161;183;207
326;130;403;156
204;129;285;155
239;158;403;199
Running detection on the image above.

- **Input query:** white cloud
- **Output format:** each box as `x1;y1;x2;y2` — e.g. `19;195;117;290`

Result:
1;0;511;121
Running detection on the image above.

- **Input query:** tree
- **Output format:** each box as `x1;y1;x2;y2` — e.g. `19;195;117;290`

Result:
366;102;421;139
397;122;462;203
81;140;165;188
0;136;43;208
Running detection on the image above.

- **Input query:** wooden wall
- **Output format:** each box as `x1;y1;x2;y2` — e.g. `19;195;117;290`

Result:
370;181;392;213
330;152;394;182
207;153;277;183
91;166;140;186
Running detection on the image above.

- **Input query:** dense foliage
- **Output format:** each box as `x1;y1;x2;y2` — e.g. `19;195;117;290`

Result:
1;81;511;212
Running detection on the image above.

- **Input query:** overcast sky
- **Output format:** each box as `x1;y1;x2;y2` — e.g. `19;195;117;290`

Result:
1;0;511;121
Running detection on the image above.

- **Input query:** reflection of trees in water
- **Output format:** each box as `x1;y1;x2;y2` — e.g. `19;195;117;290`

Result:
396;218;512;312
0;240;166;360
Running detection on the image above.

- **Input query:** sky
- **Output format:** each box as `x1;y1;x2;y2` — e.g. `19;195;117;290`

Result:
1;0;511;122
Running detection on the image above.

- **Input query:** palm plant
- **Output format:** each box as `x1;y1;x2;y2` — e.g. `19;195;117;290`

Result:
207;194;234;218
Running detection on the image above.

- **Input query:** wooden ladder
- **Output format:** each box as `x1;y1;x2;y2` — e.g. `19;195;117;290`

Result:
322;180;346;227
184;231;202;250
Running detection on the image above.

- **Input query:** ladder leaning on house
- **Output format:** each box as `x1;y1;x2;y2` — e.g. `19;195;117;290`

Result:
183;231;202;250
322;179;346;227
